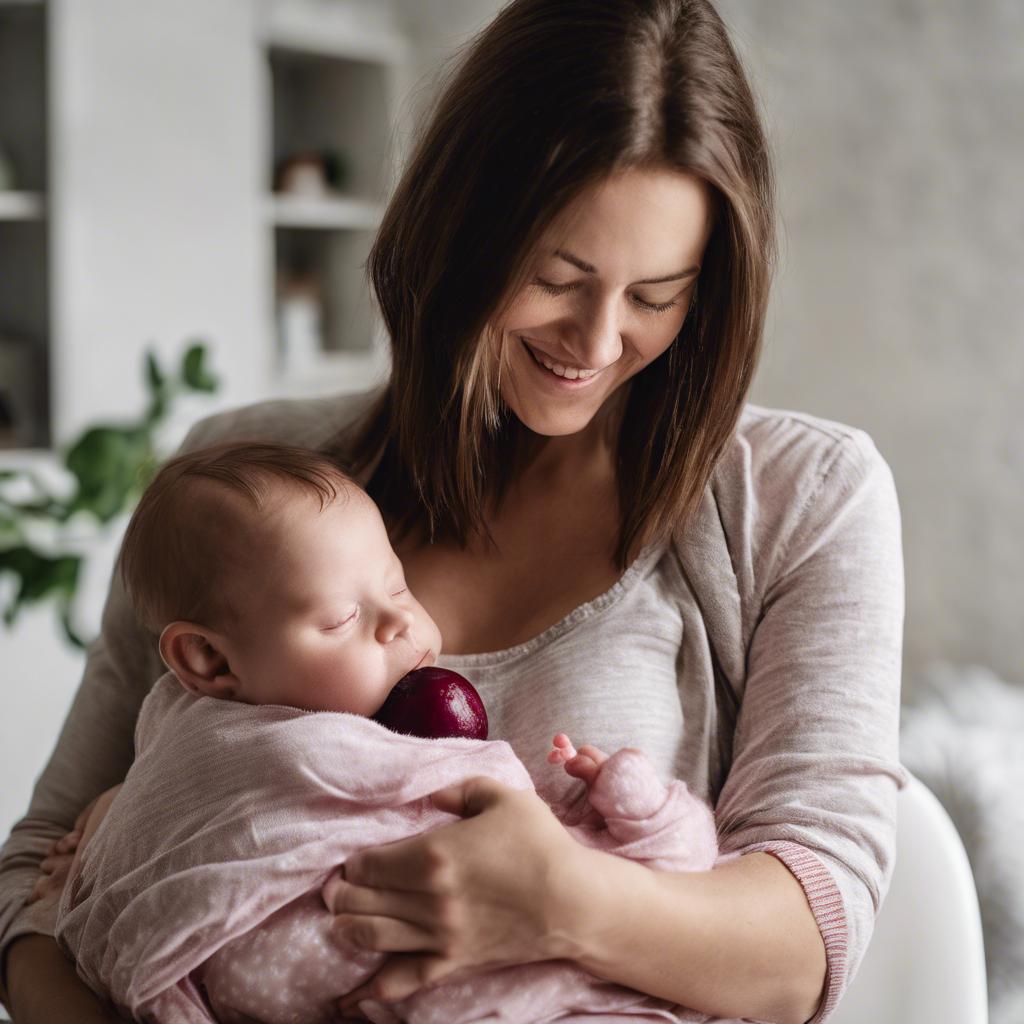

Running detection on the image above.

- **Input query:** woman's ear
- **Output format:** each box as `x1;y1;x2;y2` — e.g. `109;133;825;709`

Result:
159;621;240;700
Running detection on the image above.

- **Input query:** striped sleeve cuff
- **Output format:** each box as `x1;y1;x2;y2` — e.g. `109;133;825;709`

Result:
736;840;848;1024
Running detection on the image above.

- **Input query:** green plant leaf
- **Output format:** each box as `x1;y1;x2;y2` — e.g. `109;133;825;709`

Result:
182;343;219;392
0;545;81;624
1;338;220;652
144;351;170;424
146;351;165;393
63;426;155;523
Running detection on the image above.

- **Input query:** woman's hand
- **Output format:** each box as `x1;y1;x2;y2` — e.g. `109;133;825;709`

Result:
27;785;124;913
321;775;592;1018
24;793;101;910
24;829;82;910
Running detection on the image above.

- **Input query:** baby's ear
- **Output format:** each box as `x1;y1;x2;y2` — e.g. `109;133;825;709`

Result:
159;621;239;700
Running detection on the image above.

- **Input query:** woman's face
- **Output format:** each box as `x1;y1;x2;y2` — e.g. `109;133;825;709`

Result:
494;165;714;439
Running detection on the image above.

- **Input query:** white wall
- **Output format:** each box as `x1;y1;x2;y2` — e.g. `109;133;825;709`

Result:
717;0;1024;694
50;0;267;440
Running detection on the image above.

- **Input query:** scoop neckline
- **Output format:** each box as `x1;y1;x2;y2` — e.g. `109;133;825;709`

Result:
436;536;670;669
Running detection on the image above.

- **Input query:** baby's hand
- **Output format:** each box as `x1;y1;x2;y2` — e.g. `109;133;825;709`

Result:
548;733;611;828
547;732;609;787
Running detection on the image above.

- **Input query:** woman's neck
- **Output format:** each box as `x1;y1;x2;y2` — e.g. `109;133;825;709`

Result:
512;386;625;492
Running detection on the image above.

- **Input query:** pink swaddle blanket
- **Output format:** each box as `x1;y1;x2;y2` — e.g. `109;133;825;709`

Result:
56;674;719;1024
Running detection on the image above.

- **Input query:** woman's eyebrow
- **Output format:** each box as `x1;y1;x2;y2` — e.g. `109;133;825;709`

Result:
554;249;700;284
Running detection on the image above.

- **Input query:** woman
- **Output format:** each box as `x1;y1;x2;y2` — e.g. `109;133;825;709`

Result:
0;1;906;1022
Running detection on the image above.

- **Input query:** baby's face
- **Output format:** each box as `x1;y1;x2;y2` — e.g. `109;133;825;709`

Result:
221;486;442;715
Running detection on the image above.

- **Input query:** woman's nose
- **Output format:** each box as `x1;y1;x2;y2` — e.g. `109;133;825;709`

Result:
376;603;414;643
569;292;623;369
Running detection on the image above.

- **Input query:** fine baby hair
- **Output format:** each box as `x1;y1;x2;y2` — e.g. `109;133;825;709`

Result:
118;440;358;637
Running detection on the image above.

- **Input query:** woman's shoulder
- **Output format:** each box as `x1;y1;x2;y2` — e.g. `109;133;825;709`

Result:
731;401;890;491
179;384;385;455
672;403;900;684
718;401;899;563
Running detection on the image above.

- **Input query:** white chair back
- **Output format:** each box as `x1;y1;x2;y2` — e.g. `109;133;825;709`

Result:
830;772;988;1023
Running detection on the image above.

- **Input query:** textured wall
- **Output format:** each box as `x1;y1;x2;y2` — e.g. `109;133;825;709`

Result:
395;0;1024;695
715;0;1024;694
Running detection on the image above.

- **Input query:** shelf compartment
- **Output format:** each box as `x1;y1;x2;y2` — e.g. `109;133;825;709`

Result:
269;46;395;205
273;226;387;381
0;1;47;193
0;215;49;449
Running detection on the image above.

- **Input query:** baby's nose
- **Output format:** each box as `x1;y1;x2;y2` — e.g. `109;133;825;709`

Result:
376;603;414;642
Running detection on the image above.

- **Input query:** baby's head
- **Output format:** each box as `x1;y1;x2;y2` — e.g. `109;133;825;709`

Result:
118;440;442;715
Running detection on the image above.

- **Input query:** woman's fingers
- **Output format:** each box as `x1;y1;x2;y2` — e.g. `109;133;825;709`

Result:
27;860;71;905
339;954;452;1016
38;851;74;875
322;873;441;930
330;913;438;955
54;830;81;855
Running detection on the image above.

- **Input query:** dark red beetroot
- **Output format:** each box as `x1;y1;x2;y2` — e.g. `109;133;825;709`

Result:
372;667;488;740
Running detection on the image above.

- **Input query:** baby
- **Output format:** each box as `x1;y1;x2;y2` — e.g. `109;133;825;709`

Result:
48;441;720;1024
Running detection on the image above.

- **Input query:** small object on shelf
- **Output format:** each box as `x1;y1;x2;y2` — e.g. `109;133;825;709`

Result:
0;142;16;191
274;149;347;197
276;271;324;374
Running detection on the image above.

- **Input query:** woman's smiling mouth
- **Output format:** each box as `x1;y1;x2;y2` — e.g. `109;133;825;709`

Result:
520;337;605;386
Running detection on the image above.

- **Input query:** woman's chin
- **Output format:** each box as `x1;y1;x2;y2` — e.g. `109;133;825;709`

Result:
503;393;597;438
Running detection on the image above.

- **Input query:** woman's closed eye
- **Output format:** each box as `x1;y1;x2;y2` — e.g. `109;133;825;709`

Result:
532;278;681;314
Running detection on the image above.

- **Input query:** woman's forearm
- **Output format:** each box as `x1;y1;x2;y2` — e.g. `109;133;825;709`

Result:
3;934;120;1023
559;849;827;1024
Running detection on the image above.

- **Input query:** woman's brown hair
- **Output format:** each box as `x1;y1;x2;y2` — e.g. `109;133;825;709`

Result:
331;0;776;570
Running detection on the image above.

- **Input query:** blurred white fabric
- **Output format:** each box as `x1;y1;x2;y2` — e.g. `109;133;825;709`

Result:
900;663;1024;1024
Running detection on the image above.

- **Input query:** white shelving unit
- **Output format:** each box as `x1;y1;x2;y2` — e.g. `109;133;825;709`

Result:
0;0;413;453
259;1;409;398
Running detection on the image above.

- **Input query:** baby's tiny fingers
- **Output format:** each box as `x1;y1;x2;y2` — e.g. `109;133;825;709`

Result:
576;744;609;766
